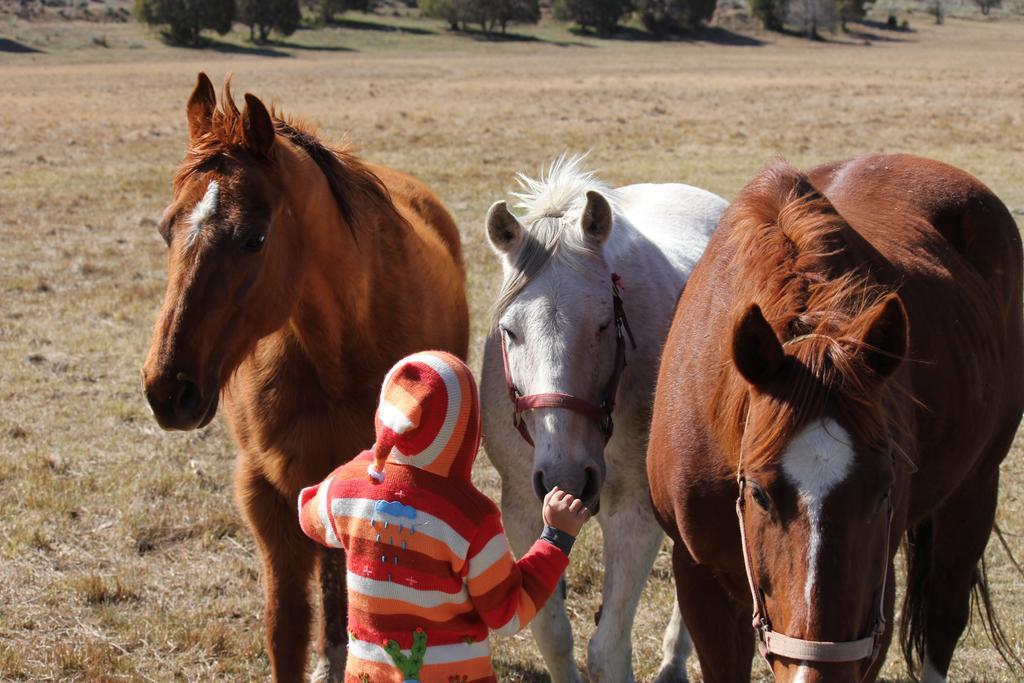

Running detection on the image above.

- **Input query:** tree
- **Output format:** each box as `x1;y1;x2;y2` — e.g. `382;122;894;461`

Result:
134;0;235;46
836;0;864;29
419;0;538;33
238;0;301;42
635;0;715;33
303;0;375;22
786;0;836;37
971;0;1001;14
553;0;633;33
420;0;463;29
750;0;785;30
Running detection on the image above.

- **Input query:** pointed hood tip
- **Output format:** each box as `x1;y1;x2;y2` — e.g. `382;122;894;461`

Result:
372;350;481;481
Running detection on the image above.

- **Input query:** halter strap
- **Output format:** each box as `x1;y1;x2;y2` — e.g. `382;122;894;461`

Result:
501;273;636;447
734;410;893;675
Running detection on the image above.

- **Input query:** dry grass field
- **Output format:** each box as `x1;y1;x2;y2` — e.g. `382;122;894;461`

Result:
1;8;1023;681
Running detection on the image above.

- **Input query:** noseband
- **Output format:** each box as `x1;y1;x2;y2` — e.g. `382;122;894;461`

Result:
500;274;636;447
735;426;894;674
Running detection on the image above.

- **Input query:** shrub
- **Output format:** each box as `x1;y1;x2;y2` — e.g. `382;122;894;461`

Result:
134;0;235;46
420;0;539;33
420;0;462;29
749;0;784;30
836;0;864;29
552;0;633;33
238;0;301;42
635;0;715;33
303;0;375;22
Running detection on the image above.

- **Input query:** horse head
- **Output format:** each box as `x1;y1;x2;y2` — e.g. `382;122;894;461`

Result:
729;293;909;681
142;73;304;430
486;157;623;512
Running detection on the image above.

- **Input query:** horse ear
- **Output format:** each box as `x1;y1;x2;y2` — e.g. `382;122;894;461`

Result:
856;293;908;380
187;72;216;142
732;304;784;386
485;201;524;255
242;93;275;157
581;190;613;246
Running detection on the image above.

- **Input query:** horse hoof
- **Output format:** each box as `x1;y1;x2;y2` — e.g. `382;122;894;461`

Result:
652;665;688;683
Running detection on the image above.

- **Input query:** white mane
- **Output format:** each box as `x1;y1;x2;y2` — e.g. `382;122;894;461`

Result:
512;152;617;224
491;154;620;327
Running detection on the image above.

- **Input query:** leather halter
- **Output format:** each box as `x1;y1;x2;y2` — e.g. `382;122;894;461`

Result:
734;418;894;674
500;274;636;447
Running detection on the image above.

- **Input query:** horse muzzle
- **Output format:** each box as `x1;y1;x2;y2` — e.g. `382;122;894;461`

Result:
142;369;219;431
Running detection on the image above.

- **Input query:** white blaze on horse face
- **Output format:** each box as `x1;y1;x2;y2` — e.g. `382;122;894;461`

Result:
780;418;855;630
183;180;220;251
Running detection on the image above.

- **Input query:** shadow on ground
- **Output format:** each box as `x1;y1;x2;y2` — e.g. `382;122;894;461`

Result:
571;25;765;46
860;18;917;32
197;38;294;57
452;28;594;47
493;658;551;682
329;17;437;35
841;25;911;43
0;38;44;53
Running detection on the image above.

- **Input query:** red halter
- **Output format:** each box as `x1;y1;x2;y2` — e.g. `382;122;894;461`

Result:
500;274;636;447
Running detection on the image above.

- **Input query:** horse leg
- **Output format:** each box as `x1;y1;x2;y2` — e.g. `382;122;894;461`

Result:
587;495;668;683
654;602;694;683
500;480;582;683
238;464;317;683
915;467;1001;680
311;547;347;683
671;541;753;683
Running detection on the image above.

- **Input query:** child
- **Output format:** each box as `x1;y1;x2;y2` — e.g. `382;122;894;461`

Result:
298;350;590;683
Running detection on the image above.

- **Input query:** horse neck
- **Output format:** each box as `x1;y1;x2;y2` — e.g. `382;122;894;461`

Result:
273;140;380;395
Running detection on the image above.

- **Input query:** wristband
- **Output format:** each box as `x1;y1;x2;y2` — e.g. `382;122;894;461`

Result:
540;525;576;555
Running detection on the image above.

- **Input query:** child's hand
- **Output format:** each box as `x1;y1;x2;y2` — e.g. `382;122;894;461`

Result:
542;486;591;537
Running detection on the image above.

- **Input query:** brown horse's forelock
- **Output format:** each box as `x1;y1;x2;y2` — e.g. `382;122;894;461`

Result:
712;162;915;475
174;79;407;240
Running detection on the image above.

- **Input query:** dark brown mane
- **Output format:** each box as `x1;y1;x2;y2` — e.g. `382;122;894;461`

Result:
174;79;407;239
712;161;913;472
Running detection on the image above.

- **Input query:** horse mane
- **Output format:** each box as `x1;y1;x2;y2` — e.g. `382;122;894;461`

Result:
712;161;913;473
174;78;406;239
490;153;619;328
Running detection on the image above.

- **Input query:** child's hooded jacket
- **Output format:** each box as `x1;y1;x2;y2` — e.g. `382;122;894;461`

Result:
298;350;568;683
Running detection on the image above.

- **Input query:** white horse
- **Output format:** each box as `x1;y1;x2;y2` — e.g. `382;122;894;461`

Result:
480;155;727;683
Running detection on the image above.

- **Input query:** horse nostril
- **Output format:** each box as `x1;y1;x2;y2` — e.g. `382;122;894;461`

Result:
533;470;548;502
582;466;601;504
173;374;201;419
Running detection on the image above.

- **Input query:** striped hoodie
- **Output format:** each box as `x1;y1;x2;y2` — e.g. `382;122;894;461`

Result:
298;351;569;683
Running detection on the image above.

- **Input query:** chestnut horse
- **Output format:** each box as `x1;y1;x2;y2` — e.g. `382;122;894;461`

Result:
141;74;468;682
648;154;1022;681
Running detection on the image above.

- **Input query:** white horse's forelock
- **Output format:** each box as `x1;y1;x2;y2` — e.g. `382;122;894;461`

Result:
492;154;618;328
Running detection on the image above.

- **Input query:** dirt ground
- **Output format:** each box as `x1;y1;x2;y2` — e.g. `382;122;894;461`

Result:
1;10;1022;681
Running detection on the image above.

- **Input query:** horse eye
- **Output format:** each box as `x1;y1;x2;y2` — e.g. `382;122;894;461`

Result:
751;485;771;511
500;326;517;342
598;320;611;334
242;232;266;253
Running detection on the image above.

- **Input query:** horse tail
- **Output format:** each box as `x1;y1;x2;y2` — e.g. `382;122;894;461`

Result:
901;519;1022;676
899;518;932;677
972;550;1022;672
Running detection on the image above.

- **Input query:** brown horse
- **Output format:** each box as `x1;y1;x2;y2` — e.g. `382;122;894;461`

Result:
647;154;1022;681
141;74;469;682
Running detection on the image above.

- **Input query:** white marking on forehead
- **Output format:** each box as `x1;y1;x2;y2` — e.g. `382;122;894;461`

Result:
183;180;220;251
781;418;854;630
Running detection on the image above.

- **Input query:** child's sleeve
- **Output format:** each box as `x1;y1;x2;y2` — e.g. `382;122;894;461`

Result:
464;511;570;636
297;471;346;550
